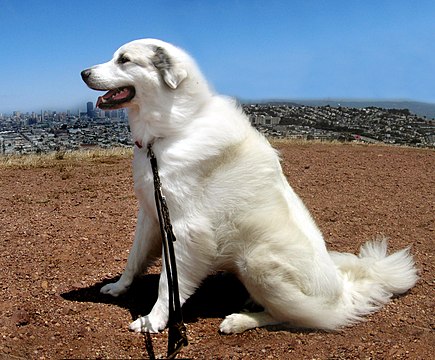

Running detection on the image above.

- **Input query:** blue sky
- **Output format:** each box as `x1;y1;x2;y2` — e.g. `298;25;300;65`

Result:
1;0;434;113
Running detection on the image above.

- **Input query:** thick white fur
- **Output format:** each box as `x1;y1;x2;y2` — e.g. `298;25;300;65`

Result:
83;39;418;334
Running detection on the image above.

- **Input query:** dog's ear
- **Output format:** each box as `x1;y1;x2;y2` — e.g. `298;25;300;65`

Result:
152;46;187;89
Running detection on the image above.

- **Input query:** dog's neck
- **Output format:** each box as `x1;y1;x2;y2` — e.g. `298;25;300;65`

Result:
128;88;211;149
128;108;162;149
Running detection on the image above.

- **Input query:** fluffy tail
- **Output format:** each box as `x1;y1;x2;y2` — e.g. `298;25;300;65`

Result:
328;237;418;327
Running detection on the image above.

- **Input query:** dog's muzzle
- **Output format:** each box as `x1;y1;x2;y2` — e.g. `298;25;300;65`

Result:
81;68;136;110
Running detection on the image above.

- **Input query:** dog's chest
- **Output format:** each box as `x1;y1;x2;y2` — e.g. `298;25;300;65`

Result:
132;152;195;219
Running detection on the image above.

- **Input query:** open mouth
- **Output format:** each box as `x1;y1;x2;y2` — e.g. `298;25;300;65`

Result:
96;86;136;110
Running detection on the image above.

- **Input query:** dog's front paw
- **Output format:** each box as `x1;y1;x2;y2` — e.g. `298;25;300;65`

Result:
100;281;129;297
129;315;166;333
219;313;253;334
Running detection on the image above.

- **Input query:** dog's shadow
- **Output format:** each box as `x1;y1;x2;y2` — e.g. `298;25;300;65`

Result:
61;272;250;324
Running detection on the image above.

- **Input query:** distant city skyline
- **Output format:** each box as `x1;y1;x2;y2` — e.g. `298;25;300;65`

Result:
3;98;435;121
1;103;432;156
1;101;127;118
1;1;435;113
0;96;432;112
0;102;97;116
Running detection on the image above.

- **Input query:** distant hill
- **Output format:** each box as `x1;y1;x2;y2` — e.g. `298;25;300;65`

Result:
243;99;435;120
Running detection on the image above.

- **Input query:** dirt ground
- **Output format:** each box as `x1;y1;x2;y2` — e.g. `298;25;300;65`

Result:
0;141;434;359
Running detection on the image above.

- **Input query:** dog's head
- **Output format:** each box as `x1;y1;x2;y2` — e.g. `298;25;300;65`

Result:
81;39;206;112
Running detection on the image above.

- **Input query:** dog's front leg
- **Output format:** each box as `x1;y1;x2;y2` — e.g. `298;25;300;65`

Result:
129;257;171;332
101;208;160;297
129;235;212;332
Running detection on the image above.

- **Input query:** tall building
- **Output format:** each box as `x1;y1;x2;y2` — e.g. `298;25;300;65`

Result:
87;102;94;118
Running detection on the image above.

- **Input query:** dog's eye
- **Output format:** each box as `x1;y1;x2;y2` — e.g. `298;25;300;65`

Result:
118;55;130;64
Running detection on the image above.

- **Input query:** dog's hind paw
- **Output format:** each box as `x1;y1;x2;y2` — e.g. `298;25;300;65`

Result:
220;311;277;334
129;315;166;333
100;281;129;297
219;313;254;334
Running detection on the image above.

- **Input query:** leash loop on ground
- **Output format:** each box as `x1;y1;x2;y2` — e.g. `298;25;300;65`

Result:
147;143;188;359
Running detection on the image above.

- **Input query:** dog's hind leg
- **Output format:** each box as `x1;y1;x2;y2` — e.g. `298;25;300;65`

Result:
222;238;345;333
101;208;160;297
219;255;291;333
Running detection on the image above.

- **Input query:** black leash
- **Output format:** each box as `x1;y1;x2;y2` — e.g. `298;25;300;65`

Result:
146;142;188;359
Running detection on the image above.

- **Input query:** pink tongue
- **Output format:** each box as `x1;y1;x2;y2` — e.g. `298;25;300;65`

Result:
103;89;118;100
96;89;121;108
113;88;128;100
96;88;130;108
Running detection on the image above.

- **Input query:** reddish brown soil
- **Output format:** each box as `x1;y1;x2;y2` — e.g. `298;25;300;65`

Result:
1;142;434;359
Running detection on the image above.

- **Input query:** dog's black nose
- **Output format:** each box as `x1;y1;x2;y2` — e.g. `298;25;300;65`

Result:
81;69;92;81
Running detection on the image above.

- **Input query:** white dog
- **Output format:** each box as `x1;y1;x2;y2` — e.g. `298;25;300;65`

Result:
81;39;418;334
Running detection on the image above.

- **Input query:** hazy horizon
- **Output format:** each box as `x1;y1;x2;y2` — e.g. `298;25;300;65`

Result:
3;98;435;117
